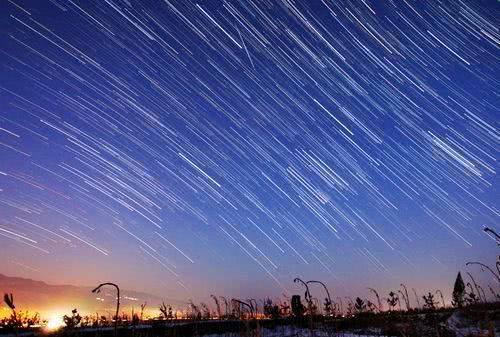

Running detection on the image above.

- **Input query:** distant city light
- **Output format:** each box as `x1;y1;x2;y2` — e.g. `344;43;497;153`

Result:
46;315;64;331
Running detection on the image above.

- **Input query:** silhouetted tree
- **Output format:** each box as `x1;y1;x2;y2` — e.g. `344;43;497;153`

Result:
423;292;437;310
452;272;465;308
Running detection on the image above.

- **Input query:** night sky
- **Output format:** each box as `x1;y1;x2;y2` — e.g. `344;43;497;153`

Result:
0;0;498;305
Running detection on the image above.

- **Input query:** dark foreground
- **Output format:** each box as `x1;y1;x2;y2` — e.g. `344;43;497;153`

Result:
1;303;499;337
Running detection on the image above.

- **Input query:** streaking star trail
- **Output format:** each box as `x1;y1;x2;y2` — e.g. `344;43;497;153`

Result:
0;0;498;300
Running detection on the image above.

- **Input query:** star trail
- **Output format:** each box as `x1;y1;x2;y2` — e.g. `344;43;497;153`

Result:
0;0;498;301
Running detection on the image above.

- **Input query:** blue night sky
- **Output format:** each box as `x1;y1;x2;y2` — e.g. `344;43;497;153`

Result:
0;0;498;305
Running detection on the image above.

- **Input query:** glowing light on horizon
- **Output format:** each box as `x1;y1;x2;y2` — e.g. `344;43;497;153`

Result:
46;315;64;331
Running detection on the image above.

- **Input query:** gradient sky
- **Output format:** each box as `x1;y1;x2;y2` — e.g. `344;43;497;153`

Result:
0;0;498;306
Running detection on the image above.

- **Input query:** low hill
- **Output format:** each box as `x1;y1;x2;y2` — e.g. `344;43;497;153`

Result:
0;274;183;318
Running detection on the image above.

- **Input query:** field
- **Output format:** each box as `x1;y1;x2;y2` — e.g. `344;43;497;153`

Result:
1;302;499;337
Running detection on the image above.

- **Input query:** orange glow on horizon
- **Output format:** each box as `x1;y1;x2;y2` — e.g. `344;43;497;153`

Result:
45;315;65;331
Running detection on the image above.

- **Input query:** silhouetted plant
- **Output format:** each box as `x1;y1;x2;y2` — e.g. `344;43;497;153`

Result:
309;297;319;316
397;290;409;311
4;293;15;311
247;298;258;317
200;302;211;320
81;314;92;327
422;292;437;310
92;282;120;336
484;227;500;246
412;288;421;309
333;301;340;317
293;278;312;309
159;302;173;320
386;291;399;311
231;299;252;319
488;284;500;301
210;295;221;318
3;293;20;334
263;298;280;319
366;300;377;313
400;283;411;310
336;296;344;316
367;287;382;312
322;297;333;316
140;302;147;321
219;296;229;318
26;312;39;327
306;280;333;316
131;310;139;326
466;261;500;284
354;297;366;313
230;299;239;319
294;275;316;337
452;272;466;308
188;300;201;320
279;299;290;316
63;309;82;329
465;283;479;305
345;301;354;317
466;272;484;302
436;289;446;308
476;284;487;303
